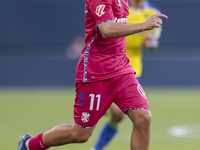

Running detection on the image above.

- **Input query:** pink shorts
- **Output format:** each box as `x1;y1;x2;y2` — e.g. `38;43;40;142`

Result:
73;73;150;128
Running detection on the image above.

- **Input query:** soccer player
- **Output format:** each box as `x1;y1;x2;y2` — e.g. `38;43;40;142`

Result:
17;0;167;150
91;1;163;150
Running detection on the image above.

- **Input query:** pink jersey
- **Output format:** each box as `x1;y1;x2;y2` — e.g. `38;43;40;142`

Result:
75;0;135;83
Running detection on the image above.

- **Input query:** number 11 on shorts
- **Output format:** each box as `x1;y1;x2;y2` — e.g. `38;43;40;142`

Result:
89;94;101;111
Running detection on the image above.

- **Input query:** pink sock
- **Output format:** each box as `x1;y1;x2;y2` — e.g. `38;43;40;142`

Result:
28;133;50;150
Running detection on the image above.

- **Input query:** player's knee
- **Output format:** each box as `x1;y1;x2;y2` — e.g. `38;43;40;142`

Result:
112;113;125;122
110;103;125;123
76;135;89;143
73;131;92;143
111;111;125;123
135;112;152;129
142;112;152;126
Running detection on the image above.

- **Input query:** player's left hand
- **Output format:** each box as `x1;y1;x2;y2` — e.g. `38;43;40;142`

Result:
144;12;168;30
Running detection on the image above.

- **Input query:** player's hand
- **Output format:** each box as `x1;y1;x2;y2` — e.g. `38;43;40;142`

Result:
145;33;158;51
143;12;168;30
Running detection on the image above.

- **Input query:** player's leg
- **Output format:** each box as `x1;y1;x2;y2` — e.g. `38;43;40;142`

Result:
42;124;96;146
92;103;125;150
114;73;151;150
109;103;126;129
17;124;96;150
17;77;121;150
17;81;102;150
126;109;152;150
91;76;141;150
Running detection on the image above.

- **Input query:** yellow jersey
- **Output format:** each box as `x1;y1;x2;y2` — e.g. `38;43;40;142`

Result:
126;1;162;78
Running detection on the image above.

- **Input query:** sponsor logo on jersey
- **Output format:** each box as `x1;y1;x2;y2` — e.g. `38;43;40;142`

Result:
96;5;105;17
81;112;90;123
137;84;147;99
113;17;128;24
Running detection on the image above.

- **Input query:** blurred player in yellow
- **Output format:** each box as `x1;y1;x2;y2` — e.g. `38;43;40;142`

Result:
91;0;162;150
126;0;162;81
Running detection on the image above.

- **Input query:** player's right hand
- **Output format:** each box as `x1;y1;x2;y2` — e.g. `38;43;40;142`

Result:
144;12;168;30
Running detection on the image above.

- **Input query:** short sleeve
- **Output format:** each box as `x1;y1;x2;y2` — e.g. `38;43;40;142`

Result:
89;0;115;25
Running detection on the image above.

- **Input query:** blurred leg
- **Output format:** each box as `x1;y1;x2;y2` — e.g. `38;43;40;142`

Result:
93;103;125;150
109;103;126;128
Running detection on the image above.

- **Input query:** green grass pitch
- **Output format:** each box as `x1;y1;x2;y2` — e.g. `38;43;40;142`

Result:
0;86;200;150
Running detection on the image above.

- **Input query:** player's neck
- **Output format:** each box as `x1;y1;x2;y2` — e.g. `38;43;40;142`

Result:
130;1;143;10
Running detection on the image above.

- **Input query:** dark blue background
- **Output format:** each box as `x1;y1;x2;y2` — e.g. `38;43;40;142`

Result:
0;0;200;86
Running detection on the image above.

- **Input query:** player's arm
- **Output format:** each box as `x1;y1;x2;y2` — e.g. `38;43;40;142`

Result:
98;12;168;39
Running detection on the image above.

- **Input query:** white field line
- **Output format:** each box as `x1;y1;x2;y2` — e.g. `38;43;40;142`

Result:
168;123;200;139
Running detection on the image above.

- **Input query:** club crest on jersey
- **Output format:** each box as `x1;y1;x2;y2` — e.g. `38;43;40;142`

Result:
137;84;147;99
96;5;105;17
81;112;90;123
